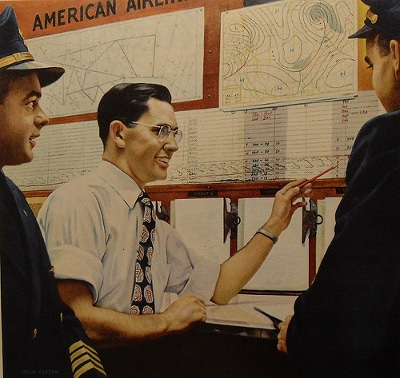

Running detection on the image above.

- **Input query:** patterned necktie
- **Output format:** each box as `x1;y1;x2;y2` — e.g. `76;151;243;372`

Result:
130;191;155;315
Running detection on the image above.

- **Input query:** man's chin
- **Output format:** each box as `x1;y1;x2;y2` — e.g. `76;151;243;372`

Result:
151;174;168;185
8;154;33;166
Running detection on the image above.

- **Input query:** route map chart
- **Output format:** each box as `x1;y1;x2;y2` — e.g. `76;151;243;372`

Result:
27;7;204;118
220;0;357;110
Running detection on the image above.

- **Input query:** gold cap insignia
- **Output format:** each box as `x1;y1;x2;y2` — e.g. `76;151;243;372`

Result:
366;9;378;24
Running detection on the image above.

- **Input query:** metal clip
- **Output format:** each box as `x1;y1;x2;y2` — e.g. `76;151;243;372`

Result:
302;199;323;244
224;200;241;242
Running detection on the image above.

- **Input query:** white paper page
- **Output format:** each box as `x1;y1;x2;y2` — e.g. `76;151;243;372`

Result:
206;294;297;328
238;198;309;290
252;299;297;322
174;198;230;264
316;197;342;270
324;197;341;246
316;199;326;273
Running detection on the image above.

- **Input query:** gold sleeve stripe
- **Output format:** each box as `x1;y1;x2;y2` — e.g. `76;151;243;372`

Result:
73;362;97;378
69;340;106;377
72;360;107;378
71;353;105;372
70;340;98;356
70;343;102;364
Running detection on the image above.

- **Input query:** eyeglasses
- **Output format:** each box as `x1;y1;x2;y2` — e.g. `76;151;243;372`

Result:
128;121;183;143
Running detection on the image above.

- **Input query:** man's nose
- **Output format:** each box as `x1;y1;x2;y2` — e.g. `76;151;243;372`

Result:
164;132;179;151
34;107;49;129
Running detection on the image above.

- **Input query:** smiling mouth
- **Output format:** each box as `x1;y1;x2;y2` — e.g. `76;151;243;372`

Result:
156;157;170;164
29;135;39;147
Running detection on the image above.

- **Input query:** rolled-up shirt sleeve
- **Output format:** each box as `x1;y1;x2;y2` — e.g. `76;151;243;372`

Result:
38;188;106;303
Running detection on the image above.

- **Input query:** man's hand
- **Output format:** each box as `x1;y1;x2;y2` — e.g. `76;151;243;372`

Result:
277;314;293;354
263;179;312;237
161;293;207;333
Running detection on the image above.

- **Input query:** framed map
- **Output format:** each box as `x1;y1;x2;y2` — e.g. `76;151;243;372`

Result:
220;0;357;110
27;7;205;118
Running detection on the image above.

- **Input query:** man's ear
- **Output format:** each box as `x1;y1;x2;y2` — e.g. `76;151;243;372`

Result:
109;120;126;148
390;40;400;80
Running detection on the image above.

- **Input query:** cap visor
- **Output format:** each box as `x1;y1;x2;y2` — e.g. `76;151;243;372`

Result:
6;60;64;87
349;24;373;39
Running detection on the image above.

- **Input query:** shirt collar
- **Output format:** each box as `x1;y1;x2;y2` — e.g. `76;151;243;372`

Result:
97;161;143;209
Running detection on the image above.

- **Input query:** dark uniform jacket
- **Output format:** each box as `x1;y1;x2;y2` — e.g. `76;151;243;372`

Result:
0;171;106;377
287;110;400;377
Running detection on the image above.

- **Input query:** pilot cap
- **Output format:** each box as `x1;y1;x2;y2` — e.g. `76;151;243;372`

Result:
0;5;64;86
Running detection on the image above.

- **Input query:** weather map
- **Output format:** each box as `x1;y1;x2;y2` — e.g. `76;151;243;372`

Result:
220;0;357;110
27;7;204;118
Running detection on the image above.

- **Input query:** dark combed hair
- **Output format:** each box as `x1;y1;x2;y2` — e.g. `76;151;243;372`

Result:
97;83;172;147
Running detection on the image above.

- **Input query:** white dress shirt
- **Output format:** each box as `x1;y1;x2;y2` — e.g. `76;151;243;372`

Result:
38;161;220;313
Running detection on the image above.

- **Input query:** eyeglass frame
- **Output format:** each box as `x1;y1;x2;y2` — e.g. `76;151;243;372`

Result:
127;121;183;143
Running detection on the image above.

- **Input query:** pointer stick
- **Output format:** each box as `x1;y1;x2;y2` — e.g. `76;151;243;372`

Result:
299;164;338;188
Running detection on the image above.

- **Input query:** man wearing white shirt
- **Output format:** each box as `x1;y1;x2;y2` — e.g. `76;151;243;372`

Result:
38;82;311;349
